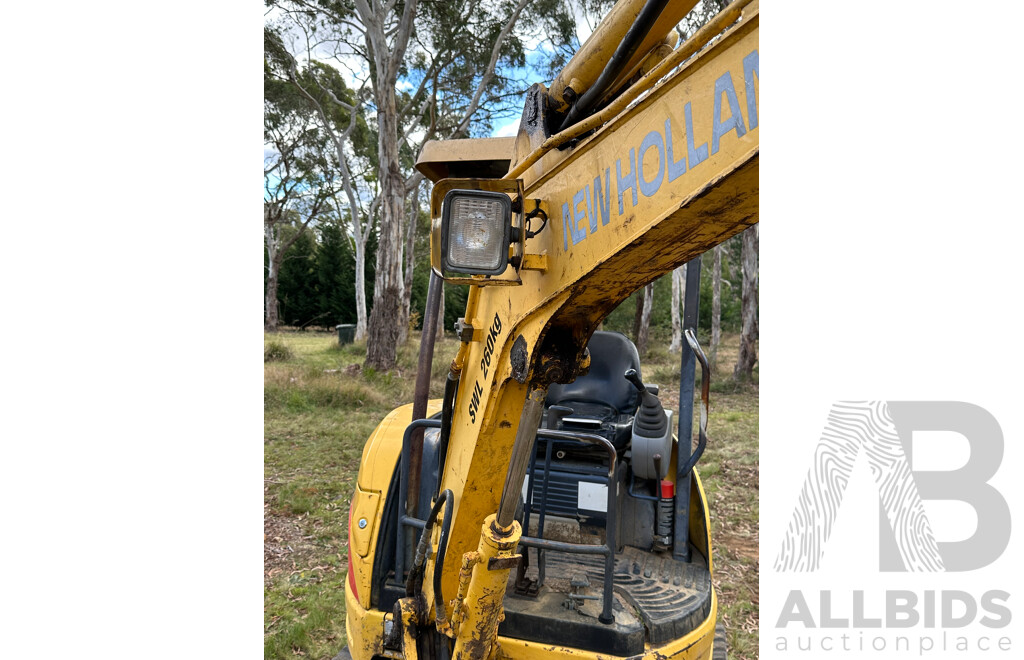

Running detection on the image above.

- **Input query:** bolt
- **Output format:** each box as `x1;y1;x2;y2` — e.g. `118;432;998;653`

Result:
358;518;368;529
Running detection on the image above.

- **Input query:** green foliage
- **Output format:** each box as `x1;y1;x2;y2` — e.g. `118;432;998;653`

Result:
407;257;469;336
272;221;747;340
406;199;468;336
268;217;378;330
443;282;469;335
264;30;334;194
408;260;429;331
317;221;352;326
277;231;320;327
306;61;376;167
602;291;638;334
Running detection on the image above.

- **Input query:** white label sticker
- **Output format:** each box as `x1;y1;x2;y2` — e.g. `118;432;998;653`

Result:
578;481;608;512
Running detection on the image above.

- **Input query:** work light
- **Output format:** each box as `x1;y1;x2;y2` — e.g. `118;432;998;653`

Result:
440;190;512;276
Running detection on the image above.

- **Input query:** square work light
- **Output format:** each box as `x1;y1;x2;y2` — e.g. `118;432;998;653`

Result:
440;189;512;276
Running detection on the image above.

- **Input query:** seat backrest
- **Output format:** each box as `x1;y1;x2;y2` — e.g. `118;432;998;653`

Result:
545;331;641;414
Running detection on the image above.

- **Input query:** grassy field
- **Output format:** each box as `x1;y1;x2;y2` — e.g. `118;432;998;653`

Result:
265;329;758;660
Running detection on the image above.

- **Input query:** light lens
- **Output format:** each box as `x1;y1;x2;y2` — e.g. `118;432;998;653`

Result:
443;192;510;274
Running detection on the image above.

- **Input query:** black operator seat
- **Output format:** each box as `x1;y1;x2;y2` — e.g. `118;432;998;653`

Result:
544;331;642;451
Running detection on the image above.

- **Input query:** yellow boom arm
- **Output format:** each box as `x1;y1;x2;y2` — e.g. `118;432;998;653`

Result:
402;2;758;658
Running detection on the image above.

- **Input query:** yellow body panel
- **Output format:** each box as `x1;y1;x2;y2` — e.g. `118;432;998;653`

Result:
350;486;381;558
495;593;717;660
416;137;517;183
349;401;442;608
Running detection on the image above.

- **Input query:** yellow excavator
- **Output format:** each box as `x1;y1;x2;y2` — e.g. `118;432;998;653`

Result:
344;0;757;658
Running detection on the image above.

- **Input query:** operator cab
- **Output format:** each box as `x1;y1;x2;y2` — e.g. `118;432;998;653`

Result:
369;328;713;656
503;330;711;655
523;331;674;537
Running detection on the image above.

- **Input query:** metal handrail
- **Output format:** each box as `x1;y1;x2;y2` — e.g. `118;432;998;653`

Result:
396;420;619;624
396;418;443;583
524;428;618;624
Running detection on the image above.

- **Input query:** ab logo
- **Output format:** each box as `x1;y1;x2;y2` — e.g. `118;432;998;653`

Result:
775;401;1010;572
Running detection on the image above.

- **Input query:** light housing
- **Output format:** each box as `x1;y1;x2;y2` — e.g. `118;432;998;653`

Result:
440;189;512;276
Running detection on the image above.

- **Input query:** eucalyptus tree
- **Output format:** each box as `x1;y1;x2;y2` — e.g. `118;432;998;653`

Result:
398;177;425;346
267;0;575;371
632;283;654;357
266;25;378;339
669;265;686;353
677;0;729;40
709;245;722;366
734;225;758;380
264;58;338;332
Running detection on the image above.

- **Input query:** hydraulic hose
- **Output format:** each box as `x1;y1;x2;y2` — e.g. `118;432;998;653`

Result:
558;0;672;131
431;491;453;627
437;368;460;483
405;488;455;633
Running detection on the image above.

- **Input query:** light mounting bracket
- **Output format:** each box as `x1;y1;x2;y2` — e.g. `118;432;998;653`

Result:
430;178;527;286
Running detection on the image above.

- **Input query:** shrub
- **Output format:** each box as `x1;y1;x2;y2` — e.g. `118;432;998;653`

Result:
265;340;294;362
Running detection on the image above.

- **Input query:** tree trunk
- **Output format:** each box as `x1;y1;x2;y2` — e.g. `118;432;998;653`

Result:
354;236;367;340
361;0;417;372
398;181;421;346
265;217;282;332
710;245;722;366
669;266;686;352
734;226;758;380
632;291;643;343
634;283;654;356
265;266;280;332
365;87;406;371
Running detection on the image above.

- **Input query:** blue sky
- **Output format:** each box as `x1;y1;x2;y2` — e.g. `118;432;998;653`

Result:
265;3;596;143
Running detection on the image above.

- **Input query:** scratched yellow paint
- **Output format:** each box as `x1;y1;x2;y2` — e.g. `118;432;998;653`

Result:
345;584;717;660
348;401;441;608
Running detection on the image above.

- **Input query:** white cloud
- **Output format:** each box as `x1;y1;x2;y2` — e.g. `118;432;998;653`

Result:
407;128;427;146
492;116;521;138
